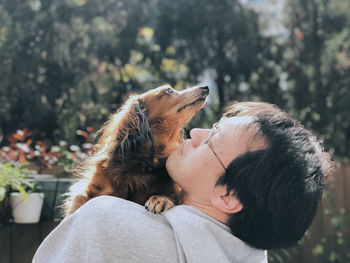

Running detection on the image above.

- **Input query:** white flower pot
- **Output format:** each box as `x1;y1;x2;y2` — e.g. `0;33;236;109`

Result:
10;192;44;223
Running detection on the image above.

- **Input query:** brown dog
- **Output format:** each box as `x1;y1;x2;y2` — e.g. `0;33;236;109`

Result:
64;85;209;216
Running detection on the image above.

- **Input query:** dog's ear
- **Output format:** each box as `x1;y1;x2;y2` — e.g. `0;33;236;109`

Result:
118;101;154;164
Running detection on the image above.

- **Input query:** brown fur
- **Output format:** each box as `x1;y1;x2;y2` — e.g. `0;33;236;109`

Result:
64;85;209;216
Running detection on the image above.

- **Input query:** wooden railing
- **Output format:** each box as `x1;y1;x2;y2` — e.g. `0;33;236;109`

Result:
0;221;59;263
270;164;350;263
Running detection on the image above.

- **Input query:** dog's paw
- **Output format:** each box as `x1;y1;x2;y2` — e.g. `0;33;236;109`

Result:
145;195;175;214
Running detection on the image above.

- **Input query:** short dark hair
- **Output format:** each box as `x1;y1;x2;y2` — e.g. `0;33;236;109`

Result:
216;102;333;250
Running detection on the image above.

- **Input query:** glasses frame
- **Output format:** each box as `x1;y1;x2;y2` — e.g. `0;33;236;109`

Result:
204;124;227;171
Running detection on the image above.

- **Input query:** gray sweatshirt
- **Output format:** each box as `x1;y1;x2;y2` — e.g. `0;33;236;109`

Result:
33;196;267;263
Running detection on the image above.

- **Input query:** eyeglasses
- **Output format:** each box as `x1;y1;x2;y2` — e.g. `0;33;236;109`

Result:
204;124;227;171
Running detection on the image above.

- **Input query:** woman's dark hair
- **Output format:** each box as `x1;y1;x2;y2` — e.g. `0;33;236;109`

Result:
217;102;333;250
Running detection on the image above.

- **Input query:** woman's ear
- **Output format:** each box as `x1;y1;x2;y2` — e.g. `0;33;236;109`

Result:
211;186;243;214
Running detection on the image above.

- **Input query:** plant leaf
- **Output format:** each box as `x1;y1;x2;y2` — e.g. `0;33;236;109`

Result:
0;187;6;202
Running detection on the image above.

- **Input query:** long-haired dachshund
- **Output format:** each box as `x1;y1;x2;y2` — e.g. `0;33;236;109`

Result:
64;85;209;216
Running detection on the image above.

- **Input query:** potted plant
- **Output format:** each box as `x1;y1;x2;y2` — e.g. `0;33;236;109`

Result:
0;162;30;223
0;162;44;223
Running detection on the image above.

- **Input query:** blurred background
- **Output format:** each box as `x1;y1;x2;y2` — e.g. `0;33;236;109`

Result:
0;0;349;262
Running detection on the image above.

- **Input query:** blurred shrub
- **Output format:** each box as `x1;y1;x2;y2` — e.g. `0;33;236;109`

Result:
0;0;349;162
0;128;94;176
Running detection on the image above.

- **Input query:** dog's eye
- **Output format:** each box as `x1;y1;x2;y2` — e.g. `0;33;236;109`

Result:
165;88;174;95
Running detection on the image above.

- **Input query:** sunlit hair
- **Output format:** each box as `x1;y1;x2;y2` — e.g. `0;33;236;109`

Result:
217;102;334;249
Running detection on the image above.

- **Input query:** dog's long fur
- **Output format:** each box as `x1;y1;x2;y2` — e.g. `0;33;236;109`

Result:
64;85;209;216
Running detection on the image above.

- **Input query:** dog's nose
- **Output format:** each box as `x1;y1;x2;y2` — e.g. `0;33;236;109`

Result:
200;86;209;96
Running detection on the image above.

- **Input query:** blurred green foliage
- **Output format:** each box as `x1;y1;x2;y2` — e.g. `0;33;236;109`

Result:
0;162;35;202
0;0;349;162
283;0;350;162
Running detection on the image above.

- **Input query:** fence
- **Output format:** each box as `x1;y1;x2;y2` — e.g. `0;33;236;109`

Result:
270;164;350;263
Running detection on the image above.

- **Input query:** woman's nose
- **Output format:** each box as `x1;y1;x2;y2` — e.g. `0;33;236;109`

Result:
190;128;210;148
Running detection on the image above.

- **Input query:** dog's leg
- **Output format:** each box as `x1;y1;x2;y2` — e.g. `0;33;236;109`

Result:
145;195;175;214
144;179;182;213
